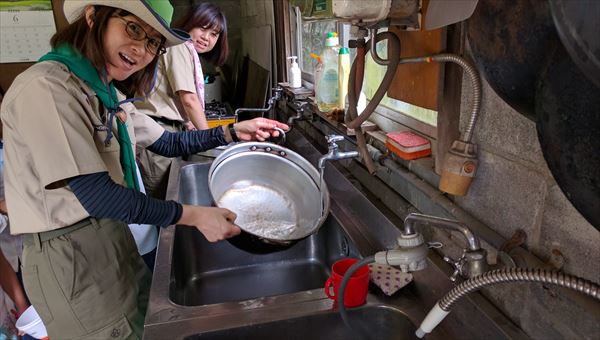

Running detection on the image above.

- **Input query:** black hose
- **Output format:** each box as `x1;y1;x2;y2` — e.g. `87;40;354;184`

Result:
346;32;401;175
337;256;376;339
346;32;401;129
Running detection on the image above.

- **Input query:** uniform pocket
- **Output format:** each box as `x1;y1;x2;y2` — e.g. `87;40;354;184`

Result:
22;265;54;324
86;314;134;339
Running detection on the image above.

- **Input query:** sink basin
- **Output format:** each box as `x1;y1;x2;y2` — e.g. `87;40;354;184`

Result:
170;163;359;306
184;304;417;340
145;131;529;340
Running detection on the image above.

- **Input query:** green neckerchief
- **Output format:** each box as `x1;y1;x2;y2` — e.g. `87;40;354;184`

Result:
39;44;139;191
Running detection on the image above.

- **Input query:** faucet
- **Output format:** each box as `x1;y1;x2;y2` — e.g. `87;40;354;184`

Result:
235;87;284;117
336;212;489;338
375;213;488;280
287;101;310;127
317;135;360;170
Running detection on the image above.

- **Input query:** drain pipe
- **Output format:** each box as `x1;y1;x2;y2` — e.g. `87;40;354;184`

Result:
415;268;600;338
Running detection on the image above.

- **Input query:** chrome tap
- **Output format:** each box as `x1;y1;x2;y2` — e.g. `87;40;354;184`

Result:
287;101;310;127
375;213;488;280
235;87;284;117
317;135;360;169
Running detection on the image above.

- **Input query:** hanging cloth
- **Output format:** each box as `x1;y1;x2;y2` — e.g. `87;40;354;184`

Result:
39;44;139;191
184;40;205;109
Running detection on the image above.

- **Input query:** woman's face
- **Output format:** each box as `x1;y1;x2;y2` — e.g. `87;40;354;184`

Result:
102;14;162;81
189;26;220;54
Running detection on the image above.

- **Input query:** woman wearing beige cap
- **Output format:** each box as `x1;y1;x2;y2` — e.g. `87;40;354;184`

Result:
0;1;288;338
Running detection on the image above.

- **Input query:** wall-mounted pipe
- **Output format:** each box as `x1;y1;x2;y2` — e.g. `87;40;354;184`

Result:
397;54;481;143
391;54;483;195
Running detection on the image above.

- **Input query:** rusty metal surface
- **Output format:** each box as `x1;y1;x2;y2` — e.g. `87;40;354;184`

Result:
536;44;600;230
549;0;600;89
467;0;556;120
468;0;600;230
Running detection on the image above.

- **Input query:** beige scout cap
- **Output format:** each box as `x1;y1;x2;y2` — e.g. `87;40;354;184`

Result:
62;0;188;47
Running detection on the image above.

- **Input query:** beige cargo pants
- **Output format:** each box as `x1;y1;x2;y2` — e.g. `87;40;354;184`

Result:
21;218;151;339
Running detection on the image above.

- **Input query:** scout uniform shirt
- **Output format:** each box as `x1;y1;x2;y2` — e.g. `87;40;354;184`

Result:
0;61;164;234
134;42;197;122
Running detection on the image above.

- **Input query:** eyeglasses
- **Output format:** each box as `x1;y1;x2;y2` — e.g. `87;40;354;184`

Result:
116;17;166;56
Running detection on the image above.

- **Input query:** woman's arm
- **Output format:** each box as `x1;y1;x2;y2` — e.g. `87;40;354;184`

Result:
146;126;229;157
68;172;240;242
0;248;29;315
178;90;209;130
68;172;182;227
146;118;290;157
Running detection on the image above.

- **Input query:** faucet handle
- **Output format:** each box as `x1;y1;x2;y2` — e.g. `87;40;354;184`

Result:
295;101;309;112
325;135;345;147
443;250;467;282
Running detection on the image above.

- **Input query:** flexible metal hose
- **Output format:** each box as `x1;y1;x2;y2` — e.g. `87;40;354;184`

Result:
417;267;600;337
440;267;600;311
338;256;376;339
396;54;482;143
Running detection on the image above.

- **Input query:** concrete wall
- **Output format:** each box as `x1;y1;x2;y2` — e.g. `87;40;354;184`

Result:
455;72;600;339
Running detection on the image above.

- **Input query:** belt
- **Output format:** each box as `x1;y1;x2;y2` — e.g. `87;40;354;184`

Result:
151;116;183;128
23;217;96;246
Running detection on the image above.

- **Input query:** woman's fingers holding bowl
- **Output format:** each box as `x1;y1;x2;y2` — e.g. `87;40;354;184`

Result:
181;205;241;242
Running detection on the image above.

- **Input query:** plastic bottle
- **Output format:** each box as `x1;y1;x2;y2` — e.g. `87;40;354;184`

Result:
316;32;340;112
287;56;302;88
337;47;350;110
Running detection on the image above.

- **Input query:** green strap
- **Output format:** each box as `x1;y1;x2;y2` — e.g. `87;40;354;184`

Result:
39;44;140;191
117;119;140;191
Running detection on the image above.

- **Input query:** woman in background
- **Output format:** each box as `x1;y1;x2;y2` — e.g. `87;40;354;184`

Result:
135;3;229;200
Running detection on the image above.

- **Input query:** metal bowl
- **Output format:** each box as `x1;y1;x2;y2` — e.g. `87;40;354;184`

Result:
208;142;330;243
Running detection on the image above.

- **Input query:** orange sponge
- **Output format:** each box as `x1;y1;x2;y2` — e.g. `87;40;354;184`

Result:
386;131;431;160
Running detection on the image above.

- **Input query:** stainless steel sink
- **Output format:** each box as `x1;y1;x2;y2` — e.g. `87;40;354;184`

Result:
144;131;529;340
185;303;417;340
171;162;359;305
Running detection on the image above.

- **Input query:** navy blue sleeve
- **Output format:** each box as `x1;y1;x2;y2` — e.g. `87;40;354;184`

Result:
68;172;183;227
147;126;228;157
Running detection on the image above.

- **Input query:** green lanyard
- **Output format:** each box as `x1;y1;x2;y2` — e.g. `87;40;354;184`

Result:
39;44;139;191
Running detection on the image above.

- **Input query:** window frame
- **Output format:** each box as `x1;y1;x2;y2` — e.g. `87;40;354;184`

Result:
283;4;464;174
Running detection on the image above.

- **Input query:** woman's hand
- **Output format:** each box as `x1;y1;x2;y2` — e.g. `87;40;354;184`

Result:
178;205;241;242
183;121;197;131
233;118;289;141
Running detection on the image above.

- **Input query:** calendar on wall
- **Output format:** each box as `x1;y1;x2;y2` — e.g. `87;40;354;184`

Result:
0;1;56;63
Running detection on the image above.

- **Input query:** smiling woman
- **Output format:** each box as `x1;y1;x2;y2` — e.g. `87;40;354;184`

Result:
134;2;231;200
0;0;289;337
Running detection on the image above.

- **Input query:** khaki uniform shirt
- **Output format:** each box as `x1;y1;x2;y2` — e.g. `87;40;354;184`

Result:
133;43;196;122
0;61;164;234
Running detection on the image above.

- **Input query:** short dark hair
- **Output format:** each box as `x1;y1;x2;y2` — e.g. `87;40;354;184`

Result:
50;6;160;96
173;3;229;66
